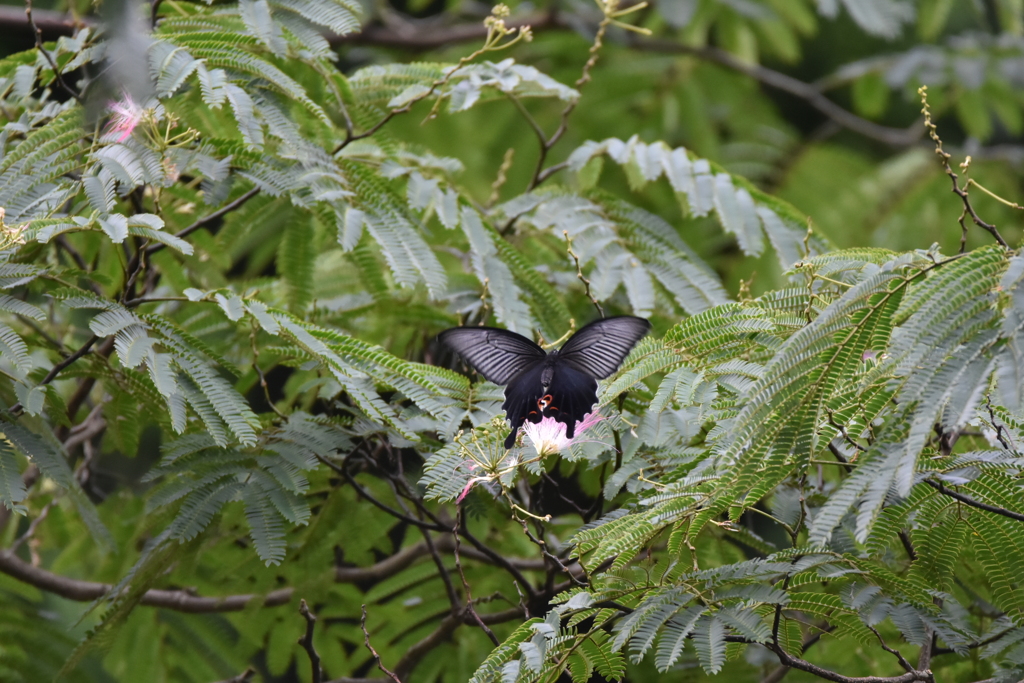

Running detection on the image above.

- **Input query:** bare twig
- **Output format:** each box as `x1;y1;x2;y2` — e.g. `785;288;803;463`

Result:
897;529;917;562
564;231;604;318
919;86;1008;250
9;499;54;554
62;402;106;455
528;12;612;189
362;605;402;683
456;523;539;598
392;614;459;680
759;626;835;683
487;147;516;207
298;600;323;683
452;508;500;645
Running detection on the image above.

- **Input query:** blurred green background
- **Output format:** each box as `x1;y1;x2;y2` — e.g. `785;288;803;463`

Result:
4;0;1023;291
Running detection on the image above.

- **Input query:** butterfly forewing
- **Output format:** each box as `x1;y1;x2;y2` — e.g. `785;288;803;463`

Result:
438;327;546;385
558;316;652;379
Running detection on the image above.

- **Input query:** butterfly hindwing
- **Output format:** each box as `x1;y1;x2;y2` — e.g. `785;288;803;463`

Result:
540;363;598;440
502;363;547;448
558;316;652;379
439;327;545;385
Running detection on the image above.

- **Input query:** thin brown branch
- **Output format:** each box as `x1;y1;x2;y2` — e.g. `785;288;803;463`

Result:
299;599;324;683
984;396;1014;451
826;408;867;453
528;13;612;189
411;520;460;612
866;623;916;673
932;627;1014;656
362;605;403;683
8;335;99;415
898;529;917;562
25;0;82;104
145;188;261;256
333;14;548;50
760;627;834;683
333;14;920;150
923;478;1024;523
455;519;540;598
453;508;500;645
635;40;919;147
393;613;460;680
319;455;448;532
0;4;79;35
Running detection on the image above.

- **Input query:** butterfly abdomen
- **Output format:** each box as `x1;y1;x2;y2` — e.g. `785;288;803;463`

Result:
540;355;558;388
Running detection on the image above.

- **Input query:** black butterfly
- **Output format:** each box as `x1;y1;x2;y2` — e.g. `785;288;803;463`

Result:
439;316;652;448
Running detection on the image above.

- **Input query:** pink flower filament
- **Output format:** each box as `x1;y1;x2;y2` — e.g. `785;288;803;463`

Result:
106;94;144;142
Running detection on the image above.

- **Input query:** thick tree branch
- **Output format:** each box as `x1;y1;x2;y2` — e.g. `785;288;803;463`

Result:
0;535;554;614
767;639;933;683
0;549;293;611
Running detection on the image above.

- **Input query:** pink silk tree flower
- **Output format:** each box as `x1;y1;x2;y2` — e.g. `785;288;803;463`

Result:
106;94;144;142
523;412;604;457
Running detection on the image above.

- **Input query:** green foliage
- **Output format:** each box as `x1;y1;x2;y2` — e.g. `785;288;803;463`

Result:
3;0;1024;681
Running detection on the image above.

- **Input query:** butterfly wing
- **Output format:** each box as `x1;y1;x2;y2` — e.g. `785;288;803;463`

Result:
501;363;548;448
540;363;599;440
502;362;600;447
439;327;546;385
557;316;652;379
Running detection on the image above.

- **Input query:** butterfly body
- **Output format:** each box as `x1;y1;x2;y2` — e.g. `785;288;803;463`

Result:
439;316;651;448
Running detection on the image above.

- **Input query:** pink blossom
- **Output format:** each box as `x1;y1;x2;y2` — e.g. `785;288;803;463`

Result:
106;94;144;142
523;413;604;457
